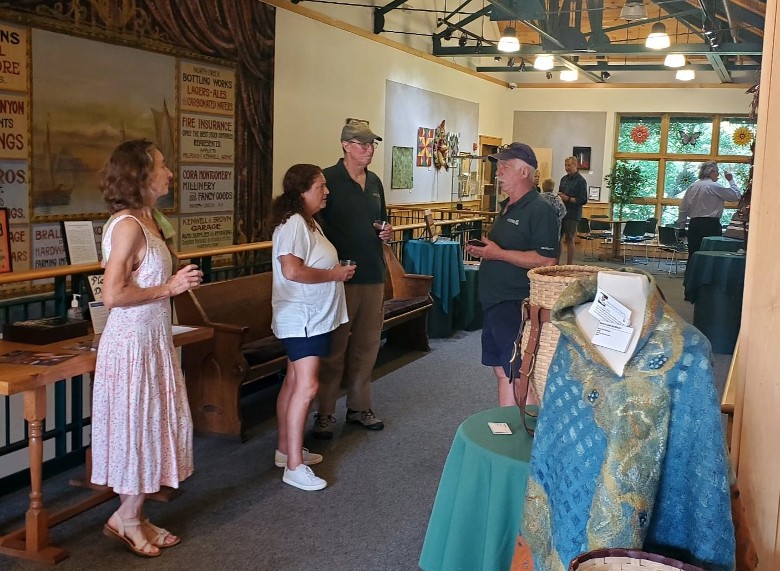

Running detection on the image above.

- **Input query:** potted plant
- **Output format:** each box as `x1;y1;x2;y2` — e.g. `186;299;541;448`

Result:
604;161;644;220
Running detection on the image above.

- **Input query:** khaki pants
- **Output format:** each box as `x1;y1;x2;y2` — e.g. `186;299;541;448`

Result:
317;283;384;415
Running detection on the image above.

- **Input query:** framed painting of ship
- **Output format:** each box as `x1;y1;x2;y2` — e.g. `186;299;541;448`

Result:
31;29;176;221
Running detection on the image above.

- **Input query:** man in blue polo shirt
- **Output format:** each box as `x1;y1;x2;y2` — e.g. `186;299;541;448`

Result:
465;143;559;406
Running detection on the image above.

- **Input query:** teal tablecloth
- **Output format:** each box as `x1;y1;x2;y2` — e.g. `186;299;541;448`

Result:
453;264;483;331
684;251;746;354
419;406;534;571
404;239;466;338
700;236;744;252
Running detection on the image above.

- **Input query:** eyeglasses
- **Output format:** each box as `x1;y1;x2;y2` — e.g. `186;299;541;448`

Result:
349;140;379;151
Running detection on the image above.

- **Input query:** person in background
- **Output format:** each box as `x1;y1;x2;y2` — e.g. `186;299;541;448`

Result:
539;178;566;237
676;161;741;259
466;142;559;406
92;139;203;557
532;169;542;193
558;156;588;264
313;120;392;440
269;164;353;491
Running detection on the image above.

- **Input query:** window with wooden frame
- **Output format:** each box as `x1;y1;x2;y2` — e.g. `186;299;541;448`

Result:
613;114;755;226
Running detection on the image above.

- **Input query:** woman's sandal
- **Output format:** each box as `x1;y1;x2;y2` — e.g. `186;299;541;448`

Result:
142;519;181;548
103;513;161;558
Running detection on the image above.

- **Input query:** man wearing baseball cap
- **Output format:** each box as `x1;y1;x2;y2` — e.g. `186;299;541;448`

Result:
313;119;392;439
465;142;559;406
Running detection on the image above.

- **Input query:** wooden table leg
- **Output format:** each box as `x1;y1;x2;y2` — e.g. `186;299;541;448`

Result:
0;386;68;564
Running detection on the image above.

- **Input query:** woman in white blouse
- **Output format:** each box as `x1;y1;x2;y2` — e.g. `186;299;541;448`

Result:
268;164;355;490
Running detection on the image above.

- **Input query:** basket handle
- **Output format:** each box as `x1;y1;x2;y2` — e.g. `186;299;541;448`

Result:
511;300;551;436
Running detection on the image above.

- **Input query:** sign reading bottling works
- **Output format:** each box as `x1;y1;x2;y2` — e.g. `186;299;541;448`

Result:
179;165;234;213
0;23;28;93
180;60;235;117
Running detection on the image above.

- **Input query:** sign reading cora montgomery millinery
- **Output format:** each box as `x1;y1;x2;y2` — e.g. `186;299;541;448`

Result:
179;165;235;213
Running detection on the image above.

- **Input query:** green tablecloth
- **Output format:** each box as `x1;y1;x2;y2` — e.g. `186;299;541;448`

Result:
404;239;466;338
419;406;535;571
684;251;746;354
700;236;744;252
453;264;483;331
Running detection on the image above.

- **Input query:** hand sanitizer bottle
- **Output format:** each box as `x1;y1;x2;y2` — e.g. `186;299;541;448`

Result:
67;294;83;320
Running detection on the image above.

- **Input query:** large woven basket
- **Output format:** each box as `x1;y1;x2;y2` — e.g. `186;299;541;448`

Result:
521;264;602;401
569;549;703;571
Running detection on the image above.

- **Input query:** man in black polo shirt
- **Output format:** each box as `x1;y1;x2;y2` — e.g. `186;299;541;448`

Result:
466;142;559;406
313;120;393;440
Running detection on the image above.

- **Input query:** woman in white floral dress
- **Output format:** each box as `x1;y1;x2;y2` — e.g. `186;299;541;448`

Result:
91;139;203;557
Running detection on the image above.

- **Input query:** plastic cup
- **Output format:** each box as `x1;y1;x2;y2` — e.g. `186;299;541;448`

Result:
339;259;356;266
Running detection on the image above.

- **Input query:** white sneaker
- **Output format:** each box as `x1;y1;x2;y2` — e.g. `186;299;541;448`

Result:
282;464;327;491
274;448;323;468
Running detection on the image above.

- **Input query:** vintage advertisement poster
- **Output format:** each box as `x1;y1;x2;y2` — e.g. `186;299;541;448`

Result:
0;93;27;161
0;160;28;223
0;23;27;93
31;222;67;269
31;29;176;219
180;60;235;117
179;165;235;213
180;113;234;164
0;208;10;272
179;214;233;251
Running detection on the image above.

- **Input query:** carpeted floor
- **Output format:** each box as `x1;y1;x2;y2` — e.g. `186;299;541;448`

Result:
0;255;732;571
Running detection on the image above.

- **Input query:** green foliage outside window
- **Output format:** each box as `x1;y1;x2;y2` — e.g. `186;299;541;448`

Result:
668;117;713;155
614;114;752;224
605;161;645;220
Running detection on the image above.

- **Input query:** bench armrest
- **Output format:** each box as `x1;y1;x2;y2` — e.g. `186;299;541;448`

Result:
392;273;433;299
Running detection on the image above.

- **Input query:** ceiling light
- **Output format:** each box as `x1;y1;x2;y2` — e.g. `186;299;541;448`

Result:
600;71;611;80
676;68;695;81
664;53;685;68
645;22;670;49
560;69;578;82
620;1;648;21
497;26;520;52
458;34;467;47
534;55;554;70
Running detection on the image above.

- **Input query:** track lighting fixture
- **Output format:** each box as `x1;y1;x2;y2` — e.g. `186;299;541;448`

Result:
507;57;515;67
519;60;526;72
545;71;553;80
458;34;468;47
600;71;611;80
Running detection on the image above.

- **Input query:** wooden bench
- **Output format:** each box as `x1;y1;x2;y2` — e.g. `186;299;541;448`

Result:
174;243;432;440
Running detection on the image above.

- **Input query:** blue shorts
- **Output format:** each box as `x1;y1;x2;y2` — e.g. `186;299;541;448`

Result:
481;300;523;377
281;331;332;362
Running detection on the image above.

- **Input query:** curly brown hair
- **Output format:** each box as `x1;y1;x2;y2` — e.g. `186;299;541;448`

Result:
268;164;323;231
99;139;157;214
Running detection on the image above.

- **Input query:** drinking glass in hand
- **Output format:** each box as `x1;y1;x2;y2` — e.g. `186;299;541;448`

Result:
339;259;356;267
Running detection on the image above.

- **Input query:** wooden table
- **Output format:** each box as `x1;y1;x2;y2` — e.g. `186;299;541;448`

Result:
0;326;213;564
597;218;629;261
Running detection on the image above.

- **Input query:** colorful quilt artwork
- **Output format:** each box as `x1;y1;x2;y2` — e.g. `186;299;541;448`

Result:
417;127;434;167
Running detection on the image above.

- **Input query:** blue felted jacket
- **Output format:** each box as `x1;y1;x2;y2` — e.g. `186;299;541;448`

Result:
522;270;734;571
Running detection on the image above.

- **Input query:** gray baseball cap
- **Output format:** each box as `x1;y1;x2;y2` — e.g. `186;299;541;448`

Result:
341;120;382;143
488;142;538;169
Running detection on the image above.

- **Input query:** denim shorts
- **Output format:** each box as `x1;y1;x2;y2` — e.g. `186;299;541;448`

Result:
481;299;523;377
280;331;332;362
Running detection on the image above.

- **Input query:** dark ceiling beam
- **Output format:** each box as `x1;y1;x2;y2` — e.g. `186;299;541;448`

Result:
432;42;763;57
432;4;493;40
706;52;733;82
475;63;760;72
373;0;407;34
600;11;699;36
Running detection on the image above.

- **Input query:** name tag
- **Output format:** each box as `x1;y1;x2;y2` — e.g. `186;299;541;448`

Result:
588;288;631;326
592;321;634;353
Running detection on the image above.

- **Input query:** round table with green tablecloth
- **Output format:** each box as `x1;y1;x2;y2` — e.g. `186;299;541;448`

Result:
683;250;746;354
419;406;535;571
700;236;744;252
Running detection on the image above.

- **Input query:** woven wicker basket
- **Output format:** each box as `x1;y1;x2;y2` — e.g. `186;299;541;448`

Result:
569;549;703;571
521;264;602;401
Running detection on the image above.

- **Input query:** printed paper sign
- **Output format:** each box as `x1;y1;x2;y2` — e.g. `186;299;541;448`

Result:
0;24;28;93
179;165;235;213
589;288;631;326
180;113;234;164
592;321;634;353
180;60;235;117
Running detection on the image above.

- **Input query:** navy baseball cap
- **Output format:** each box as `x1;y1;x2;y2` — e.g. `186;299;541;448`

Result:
488;142;538;169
